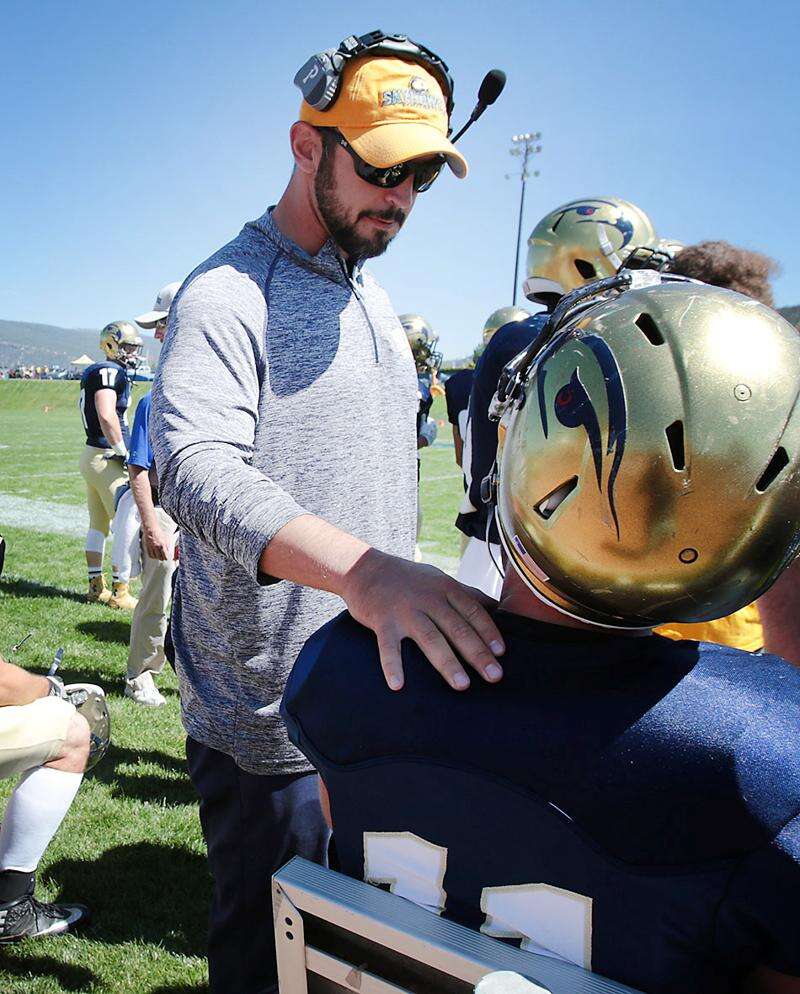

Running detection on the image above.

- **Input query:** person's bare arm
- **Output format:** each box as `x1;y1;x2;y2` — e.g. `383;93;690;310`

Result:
741;964;800;994
94;389;125;449
452;423;464;468
758;559;800;666
259;515;505;692
0;654;50;707
129;465;169;560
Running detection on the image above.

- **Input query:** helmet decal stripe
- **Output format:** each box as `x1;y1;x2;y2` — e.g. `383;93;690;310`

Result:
552;337;627;540
584;335;627;539
554;369;603;489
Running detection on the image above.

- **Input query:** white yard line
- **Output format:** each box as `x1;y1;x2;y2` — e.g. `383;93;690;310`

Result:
0;470;79;480
0;493;87;537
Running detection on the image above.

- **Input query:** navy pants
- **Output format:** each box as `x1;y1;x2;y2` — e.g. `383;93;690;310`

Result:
186;737;329;994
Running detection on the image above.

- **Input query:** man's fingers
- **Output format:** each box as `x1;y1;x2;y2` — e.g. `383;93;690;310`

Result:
447;584;506;659
375;632;405;692
430;602;504;683
409;614;471;691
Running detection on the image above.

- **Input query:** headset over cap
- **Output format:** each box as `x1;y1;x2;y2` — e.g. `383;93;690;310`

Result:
298;31;467;178
493;275;800;629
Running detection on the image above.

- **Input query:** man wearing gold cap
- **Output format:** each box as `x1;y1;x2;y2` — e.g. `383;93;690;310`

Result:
150;32;504;994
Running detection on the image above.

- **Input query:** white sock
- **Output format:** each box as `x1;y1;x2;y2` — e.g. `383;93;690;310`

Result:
0;767;83;872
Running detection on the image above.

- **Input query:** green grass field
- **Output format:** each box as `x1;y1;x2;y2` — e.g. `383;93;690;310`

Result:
0;380;466;993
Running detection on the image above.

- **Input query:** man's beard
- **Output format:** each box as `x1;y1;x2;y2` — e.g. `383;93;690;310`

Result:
315;154;406;262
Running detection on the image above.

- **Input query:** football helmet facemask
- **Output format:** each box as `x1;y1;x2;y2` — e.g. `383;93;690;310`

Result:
100;321;143;370
400;313;443;375
523;197;658;306
482;306;531;346
493;274;800;629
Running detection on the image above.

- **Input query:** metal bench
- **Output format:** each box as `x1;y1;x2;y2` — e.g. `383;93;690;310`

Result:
273;858;644;994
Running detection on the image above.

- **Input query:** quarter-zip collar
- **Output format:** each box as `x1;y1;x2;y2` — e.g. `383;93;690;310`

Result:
249;207;364;287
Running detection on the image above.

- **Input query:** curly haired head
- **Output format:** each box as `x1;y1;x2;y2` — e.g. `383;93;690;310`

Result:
670;240;778;306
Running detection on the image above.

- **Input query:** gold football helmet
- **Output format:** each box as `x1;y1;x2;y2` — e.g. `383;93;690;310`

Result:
399;314;442;375
100;321;143;370
482;306;531;346
494;274;800;629
657;238;685;259
524;197;658;305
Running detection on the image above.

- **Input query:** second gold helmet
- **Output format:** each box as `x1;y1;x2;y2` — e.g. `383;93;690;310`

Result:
100;321;143;370
399;314;442;376
523;197;658;305
482;306;531;346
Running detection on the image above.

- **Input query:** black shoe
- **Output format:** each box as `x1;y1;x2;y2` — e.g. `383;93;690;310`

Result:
0;894;89;942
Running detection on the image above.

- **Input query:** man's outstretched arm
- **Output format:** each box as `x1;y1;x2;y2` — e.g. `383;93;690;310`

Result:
259;515;504;692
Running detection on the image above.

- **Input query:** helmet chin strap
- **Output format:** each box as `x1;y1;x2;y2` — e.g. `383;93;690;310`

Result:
485;506;505;581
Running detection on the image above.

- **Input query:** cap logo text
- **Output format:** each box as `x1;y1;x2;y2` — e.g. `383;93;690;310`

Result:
381;77;444;112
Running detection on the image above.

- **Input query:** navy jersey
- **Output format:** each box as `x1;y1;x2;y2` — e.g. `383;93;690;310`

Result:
444;368;474;430
283;610;800;994
79;361;132;449
457;314;548;541
416;374;434;438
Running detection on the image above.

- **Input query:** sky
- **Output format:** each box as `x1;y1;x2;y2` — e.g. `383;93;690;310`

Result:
1;0;798;359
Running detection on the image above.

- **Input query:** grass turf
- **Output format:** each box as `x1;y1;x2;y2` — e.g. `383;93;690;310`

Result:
0;380;467;992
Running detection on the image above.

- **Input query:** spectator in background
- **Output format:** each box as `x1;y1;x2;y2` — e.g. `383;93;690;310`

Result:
120;282;181;707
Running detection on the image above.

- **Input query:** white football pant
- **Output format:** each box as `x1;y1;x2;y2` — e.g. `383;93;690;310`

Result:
457;536;503;600
111;487;142;583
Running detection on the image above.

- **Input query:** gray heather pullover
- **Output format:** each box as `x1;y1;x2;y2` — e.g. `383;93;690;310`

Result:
150;208;418;774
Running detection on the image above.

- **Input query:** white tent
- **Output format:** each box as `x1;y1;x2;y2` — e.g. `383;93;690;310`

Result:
69;354;94;368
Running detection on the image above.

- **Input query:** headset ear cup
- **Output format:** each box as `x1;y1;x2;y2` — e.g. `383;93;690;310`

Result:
294;49;339;111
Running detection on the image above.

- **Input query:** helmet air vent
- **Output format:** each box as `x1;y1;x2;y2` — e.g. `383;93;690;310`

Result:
535;476;578;519
756;447;789;493
665;420;686;471
574;259;597;280
635;312;664;346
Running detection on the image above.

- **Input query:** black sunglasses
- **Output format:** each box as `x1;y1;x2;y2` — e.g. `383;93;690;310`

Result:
326;129;445;193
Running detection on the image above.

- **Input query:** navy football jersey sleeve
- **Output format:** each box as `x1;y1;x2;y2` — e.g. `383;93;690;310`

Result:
444;368;474;427
457;314;548;541
79;361;132;449
283;610;800;994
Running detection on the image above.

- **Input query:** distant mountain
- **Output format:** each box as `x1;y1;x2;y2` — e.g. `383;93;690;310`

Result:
1;304;797;369
0;319;160;368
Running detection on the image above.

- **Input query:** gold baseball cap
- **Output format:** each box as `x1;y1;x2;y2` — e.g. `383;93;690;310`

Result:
300;56;468;179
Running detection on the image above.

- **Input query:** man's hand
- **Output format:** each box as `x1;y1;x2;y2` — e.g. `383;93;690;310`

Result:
342;549;505;692
143;519;170;560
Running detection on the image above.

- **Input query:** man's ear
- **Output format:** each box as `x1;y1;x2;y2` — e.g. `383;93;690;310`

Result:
290;122;324;177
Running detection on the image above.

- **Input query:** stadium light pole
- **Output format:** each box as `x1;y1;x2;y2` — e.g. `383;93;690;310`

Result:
507;132;542;305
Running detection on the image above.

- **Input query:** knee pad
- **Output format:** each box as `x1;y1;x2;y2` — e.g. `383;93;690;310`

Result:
85;528;106;555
